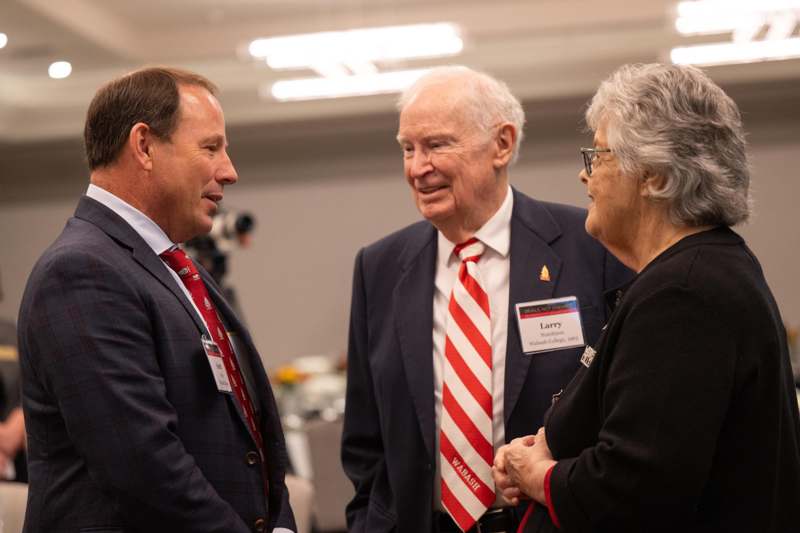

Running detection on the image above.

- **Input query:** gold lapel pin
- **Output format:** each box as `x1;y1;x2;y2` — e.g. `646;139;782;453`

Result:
539;265;551;282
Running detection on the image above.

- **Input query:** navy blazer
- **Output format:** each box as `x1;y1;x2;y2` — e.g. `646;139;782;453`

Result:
18;196;295;533
341;188;630;532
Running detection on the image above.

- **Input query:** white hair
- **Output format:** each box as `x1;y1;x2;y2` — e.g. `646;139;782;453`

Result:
586;63;751;226
397;66;526;165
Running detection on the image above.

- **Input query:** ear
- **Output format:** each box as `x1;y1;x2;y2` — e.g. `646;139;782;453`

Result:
640;172;666;197
128;122;156;171
492;123;517;168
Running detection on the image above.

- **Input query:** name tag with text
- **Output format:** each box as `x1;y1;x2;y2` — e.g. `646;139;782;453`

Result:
515;296;585;354
202;334;232;393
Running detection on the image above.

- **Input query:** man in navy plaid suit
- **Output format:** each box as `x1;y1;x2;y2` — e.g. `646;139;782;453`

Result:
18;67;295;533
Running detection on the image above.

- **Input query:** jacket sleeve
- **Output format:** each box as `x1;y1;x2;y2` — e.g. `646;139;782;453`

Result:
275;472;297;533
20;250;251;532
340;249;385;533
274;478;297;532
548;285;737;532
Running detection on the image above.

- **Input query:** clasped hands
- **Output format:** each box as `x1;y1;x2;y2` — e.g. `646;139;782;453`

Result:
493;426;556;506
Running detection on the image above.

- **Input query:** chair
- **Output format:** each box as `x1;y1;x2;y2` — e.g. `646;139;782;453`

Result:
285;474;314;533
304;418;352;532
0;481;28;533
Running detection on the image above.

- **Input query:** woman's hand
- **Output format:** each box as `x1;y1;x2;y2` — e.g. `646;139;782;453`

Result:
493;427;556;505
493;435;535;505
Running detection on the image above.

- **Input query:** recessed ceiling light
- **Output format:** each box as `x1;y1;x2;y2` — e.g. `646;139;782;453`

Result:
671;38;800;66
675;0;800;36
0;33;8;49
250;23;462;100
268;69;431;101
249;23;463;74
48;61;72;79
672;0;800;65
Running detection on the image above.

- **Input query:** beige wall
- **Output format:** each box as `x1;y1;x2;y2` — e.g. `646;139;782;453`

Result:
1;86;798;368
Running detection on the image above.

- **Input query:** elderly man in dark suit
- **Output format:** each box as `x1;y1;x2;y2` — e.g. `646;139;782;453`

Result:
341;66;630;533
18;67;295;533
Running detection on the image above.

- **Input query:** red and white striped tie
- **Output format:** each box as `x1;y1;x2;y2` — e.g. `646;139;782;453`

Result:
440;237;495;531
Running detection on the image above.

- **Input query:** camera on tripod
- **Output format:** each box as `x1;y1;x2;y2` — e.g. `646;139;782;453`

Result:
184;208;256;286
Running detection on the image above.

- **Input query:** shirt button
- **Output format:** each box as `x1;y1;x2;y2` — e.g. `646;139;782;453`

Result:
245;451;259;465
253;517;266;532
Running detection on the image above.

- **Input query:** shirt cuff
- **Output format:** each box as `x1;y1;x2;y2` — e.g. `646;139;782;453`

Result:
544;463;561;529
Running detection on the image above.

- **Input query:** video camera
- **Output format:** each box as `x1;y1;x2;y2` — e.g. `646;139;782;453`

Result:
184;208;256;286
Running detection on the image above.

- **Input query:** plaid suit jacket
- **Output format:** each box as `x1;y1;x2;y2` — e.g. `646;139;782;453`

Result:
18;196;295;533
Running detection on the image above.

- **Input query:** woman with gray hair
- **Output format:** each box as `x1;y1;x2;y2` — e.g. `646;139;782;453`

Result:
493;63;800;532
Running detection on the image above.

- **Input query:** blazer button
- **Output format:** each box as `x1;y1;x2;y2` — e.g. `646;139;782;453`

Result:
245;451;260;465
253;517;266;532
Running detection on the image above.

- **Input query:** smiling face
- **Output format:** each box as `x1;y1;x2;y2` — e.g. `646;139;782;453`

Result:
149;84;238;243
397;82;509;241
579;125;643;252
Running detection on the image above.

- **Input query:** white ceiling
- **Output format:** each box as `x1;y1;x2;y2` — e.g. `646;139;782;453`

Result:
1;0;799;142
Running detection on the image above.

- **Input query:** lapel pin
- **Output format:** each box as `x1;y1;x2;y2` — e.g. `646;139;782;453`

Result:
539;265;551;282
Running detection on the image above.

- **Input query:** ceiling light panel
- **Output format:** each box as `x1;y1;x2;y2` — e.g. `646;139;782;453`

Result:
671;37;800;65
249;23;463;70
672;0;800;65
250;23;462;101
269;69;431;102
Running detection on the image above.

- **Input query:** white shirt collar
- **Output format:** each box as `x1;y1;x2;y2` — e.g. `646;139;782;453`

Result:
86;183;176;255
437;185;513;265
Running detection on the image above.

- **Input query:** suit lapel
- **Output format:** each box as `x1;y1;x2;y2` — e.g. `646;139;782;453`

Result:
393;224;438;460
75;196;260;442
131;248;207;333
203;273;268;444
74;196;206;334
504;189;564;424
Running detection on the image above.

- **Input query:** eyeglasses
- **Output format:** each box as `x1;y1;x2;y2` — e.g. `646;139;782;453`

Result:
580;147;612;176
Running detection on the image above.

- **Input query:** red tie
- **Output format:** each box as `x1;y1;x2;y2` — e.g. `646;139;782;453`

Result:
160;248;268;479
440;238;495;531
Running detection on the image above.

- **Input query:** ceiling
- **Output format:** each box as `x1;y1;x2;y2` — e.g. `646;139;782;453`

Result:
1;0;799;143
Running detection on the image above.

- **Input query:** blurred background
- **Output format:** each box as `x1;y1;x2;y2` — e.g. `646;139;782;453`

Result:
0;0;799;531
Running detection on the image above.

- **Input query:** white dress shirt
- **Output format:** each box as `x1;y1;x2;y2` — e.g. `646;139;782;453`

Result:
433;185;513;510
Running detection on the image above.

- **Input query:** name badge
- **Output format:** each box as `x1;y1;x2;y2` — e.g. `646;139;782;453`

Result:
515;296;585;354
201;334;232;393
580;346;597;368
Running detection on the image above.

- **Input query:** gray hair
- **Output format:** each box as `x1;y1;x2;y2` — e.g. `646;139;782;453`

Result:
397;66;526;165
586;63;750;226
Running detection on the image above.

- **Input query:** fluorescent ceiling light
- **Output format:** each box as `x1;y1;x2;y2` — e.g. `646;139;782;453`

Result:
249;23;463;72
675;0;800;35
673;1;800;65
671;37;800;65
251;23;462;101
269;69;430;102
765;10;800;40
0;32;7;49
675;14;761;36
48;61;72;79
678;0;800;19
